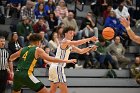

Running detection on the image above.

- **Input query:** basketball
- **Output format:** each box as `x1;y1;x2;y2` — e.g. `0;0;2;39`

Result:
102;27;115;40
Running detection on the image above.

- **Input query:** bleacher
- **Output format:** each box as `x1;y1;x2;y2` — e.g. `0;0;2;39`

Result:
20;68;140;93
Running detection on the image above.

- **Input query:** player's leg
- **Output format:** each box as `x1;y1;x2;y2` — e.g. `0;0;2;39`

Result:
50;82;58;93
58;82;68;93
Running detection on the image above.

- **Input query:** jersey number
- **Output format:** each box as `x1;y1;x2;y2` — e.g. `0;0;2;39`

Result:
22;51;28;61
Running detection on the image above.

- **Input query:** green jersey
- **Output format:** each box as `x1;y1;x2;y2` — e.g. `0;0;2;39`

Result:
17;45;38;76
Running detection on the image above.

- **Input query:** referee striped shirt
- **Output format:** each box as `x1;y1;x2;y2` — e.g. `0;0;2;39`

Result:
0;48;9;70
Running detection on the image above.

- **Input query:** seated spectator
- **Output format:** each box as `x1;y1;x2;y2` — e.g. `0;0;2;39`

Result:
8;32;21;53
62;11;80;40
39;31;49;49
104;11;131;47
47;12;58;30
62;11;78;32
80;12;98;38
17;16;33;46
95;37;117;69
107;36;130;69
54;0;68;24
114;1;130;21
55;26;64;42
20;0;35;23
104;11;126;36
33;17;49;40
37;31;49;67
0;0;5;15
130;56;140;84
49;32;59;53
6;0;21;18
43;45;55;68
34;3;47;20
45;0;56;14
34;0;46;11
103;5;113;23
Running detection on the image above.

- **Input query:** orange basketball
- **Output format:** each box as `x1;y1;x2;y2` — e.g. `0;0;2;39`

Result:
102;27;115;40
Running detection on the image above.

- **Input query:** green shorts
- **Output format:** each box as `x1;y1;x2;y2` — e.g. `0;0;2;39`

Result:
13;70;44;92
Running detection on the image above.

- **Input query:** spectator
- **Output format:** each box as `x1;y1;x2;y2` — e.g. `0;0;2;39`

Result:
37;31;49;67
8;32;21;54
95;37;117;69
103;5;113;22
55;26;64;42
34;3;47;20
114;1;130;21
34;0;46;11
54;0;68;24
39;31;49;49
130;56;140;84
17;16;33;46
6;0;21;18
33;17;49;40
62;11;79;32
47;12;58;30
45;0;56;14
0;0;5;15
43;45;56;68
104;10;131;47
49;32;59;53
107;36;130;69
104;11;126;36
80;12;98;38
20;0;35;23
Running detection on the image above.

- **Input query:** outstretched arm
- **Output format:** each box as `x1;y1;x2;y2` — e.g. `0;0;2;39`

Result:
36;48;76;64
61;36;97;49
120;18;140;44
71;45;97;54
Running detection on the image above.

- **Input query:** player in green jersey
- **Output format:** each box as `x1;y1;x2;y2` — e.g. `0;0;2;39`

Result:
8;33;76;93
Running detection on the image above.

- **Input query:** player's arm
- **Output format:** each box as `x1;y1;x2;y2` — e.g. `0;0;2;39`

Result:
36;48;76;63
120;18;140;44
62;36;97;47
8;48;22;78
9;48;22;62
71;45;97;54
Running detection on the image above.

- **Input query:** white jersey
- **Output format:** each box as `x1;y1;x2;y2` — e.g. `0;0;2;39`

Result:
49;44;72;83
50;44;72;67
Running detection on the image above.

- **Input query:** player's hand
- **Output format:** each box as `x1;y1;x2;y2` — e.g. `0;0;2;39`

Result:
67;59;77;64
91;45;98;51
120;17;130;28
90;36;98;42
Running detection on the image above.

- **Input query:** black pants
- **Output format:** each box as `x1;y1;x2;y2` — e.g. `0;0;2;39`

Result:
0;70;8;93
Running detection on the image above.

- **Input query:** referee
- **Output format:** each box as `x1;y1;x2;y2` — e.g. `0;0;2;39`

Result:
0;36;11;93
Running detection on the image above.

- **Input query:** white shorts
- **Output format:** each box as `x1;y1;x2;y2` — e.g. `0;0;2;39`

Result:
49;66;66;83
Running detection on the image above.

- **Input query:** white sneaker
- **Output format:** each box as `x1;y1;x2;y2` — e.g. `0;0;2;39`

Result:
75;64;83;69
6;15;11;18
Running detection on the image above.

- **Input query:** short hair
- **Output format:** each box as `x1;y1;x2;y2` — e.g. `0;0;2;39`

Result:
63;26;75;35
0;36;5;39
29;33;42;42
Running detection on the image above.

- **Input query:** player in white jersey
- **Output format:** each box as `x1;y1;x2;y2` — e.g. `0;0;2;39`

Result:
49;27;98;93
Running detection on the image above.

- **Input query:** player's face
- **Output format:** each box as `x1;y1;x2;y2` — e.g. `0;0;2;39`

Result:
67;31;75;40
37;41;41;47
0;38;5;48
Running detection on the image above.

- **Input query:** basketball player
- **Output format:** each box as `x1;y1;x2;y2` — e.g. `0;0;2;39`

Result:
120;18;140;44
8;34;76;93
49;27;97;93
